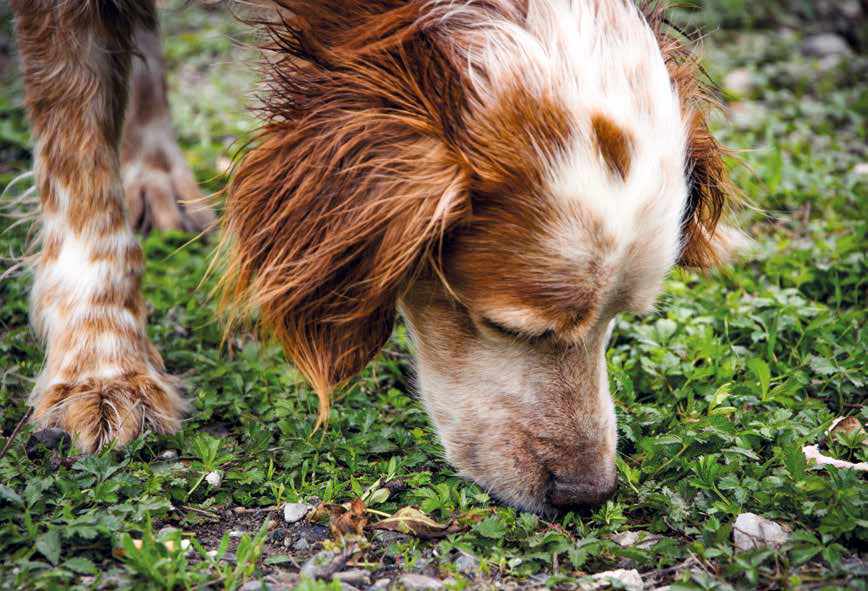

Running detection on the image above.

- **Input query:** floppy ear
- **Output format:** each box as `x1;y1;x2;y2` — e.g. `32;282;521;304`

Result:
679;109;741;268
642;2;741;269
220;2;469;424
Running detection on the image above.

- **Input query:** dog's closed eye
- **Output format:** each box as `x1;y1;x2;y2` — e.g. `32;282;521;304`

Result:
478;317;554;343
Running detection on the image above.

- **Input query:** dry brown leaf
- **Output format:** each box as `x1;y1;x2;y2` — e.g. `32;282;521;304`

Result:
309;499;369;539
332;498;367;538
308;502;345;524
828;416;867;443
371;506;466;539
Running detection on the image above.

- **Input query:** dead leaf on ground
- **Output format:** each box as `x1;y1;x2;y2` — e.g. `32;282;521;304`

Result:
827;416;867;443
309;498;368;539
371;506;467;539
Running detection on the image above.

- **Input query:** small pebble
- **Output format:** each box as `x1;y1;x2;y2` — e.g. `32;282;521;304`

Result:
801;33;851;58
610;531;639;547
369;578;391;591
283;502;312;524
397;573;444;591
586;569;643;591
852;163;868;176
733;513;789;551
157;527;180;539
454;553;479;575
159;449;178;460
292;536;310;551
334;569;371;586
205;471;222;487
610;531;663;549
300;550;336;580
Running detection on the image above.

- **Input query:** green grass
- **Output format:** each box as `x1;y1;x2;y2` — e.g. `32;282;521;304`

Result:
1;3;866;591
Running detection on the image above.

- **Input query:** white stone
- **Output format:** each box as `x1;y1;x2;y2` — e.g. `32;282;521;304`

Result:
398;573;444;591
802;34;851;58
454;553;479;575
283;502;312;524
333;569;370;586
300;550;336;581
611;531;663;549
610;531;639;547
582;569;643;591
840;1;862;19
852;163;868;176
205;471;222;488
370;579;391;591
159;449;178;460
733;513;789;551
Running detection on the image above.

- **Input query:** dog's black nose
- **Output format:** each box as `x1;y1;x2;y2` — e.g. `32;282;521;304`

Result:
547;476;617;510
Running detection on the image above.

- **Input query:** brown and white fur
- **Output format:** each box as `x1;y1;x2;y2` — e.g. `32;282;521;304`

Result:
9;0;738;515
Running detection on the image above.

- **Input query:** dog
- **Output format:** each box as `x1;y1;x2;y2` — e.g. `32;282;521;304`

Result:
9;0;737;514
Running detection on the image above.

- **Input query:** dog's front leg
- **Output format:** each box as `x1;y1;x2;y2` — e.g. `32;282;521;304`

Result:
11;0;186;452
121;25;215;233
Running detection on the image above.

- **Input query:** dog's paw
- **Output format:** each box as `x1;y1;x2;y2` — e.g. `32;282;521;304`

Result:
30;372;186;453
121;126;216;234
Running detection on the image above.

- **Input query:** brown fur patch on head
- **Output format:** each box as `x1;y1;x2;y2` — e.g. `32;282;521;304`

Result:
444;193;612;338
219;1;472;425
462;84;573;193
591;113;633;179
640;1;741;268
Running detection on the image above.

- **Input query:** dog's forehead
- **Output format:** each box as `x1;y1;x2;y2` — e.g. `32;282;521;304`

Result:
451;183;682;338
452;119;689;337
443;0;696;335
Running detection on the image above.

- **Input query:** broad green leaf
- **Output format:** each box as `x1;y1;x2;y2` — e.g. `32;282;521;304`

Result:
35;530;61;565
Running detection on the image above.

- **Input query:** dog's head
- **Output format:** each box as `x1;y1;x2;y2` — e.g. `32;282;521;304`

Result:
223;0;738;514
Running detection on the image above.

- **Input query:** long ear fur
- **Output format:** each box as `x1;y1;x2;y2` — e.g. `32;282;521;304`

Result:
219;1;470;425
642;1;741;268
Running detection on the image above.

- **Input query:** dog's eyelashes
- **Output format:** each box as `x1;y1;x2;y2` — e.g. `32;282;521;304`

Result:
479;317;553;343
481;317;525;339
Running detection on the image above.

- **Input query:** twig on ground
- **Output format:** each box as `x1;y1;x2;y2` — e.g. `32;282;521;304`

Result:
181;505;222;519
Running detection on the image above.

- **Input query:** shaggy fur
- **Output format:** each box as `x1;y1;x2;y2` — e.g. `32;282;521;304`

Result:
10;0;738;511
219;0;739;511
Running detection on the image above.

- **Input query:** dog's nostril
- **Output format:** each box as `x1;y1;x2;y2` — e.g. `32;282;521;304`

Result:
546;477;617;510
